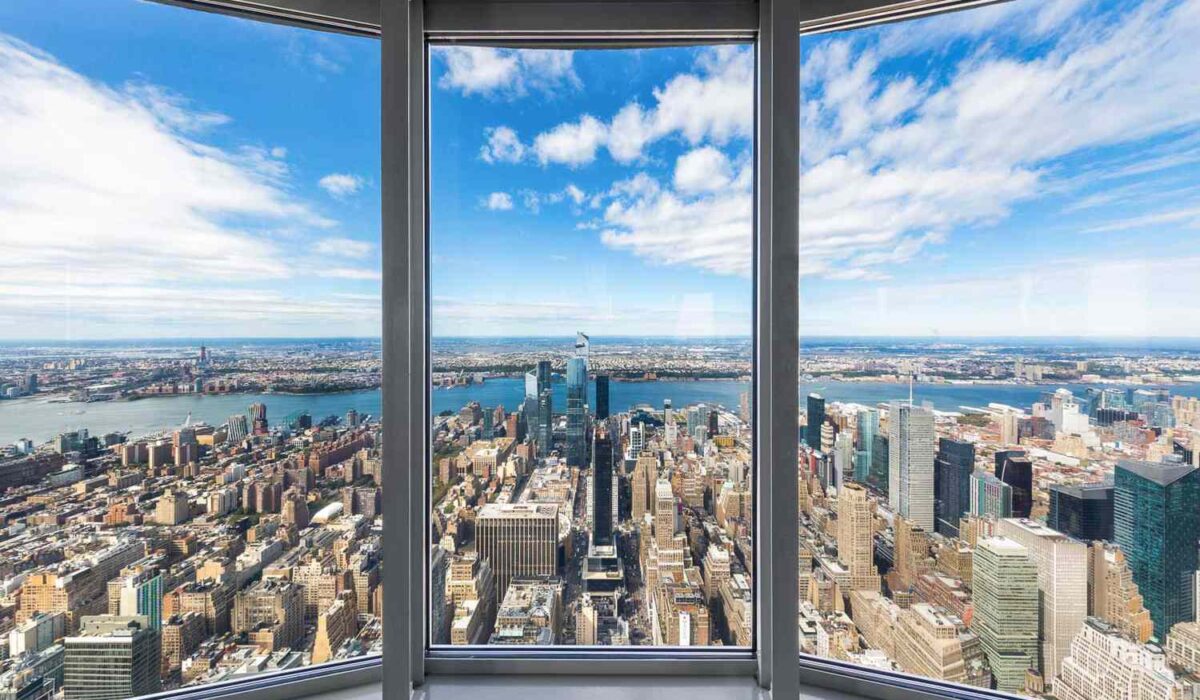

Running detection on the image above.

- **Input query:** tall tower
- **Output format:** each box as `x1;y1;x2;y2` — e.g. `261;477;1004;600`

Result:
595;374;610;421
934;438;975;538
888;402;936;532
805;394;825;450
1114;458;1200;638
566;334;589;467
995;450;1033;519
855;408;878;483
590;427;615;549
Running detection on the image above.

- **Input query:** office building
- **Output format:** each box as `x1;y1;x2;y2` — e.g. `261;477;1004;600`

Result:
232;580;304;652
973;537;1039;694
995;450;1033;519
1166;620;1200;675
1114;458;1200;638
997;518;1088;686
489;576;564;645
935;438;974;538
1089;542;1153;644
1048;482;1114;542
476;503;559;597
855;408;878;483
805;394;825;450
888;402;936;532
836;483;880;592
537;389;553;459
595;374;610;421
63;616;161;700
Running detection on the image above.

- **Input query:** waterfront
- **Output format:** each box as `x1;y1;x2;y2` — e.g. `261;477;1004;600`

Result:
5;377;1200;446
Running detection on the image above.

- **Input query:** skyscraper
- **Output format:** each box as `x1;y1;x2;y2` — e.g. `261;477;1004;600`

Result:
537;389;553;460
248;402;268;435
1048;482;1114;542
970;470;1013;519
1114;458;1200;638
935;438;975;538
595;374;610;421
855;408;878;483
997;518;1088;687
566;356;588;467
115;571;163;630
973;537;1040;694
995;449;1033;519
836;483;880;591
805;394;825;450
888;402;936;532
591;427;615;549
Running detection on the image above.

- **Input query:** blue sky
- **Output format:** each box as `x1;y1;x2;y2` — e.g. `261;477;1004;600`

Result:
2;0;1199;339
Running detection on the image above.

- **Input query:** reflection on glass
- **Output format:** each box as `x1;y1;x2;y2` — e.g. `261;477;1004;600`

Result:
428;45;754;647
798;0;1200;697
0;1;382;698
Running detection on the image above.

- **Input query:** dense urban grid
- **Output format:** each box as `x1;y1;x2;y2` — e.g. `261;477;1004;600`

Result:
4;337;1200;699
0;343;383;700
799;365;1200;699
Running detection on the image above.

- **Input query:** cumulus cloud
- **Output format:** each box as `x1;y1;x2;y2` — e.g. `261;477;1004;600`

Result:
480;126;525;163
526;46;754;167
586;1;1200;282
435;47;578;97
0;34;377;338
533;115;607;167
673;146;732;194
318;173;365;198
484;192;514;210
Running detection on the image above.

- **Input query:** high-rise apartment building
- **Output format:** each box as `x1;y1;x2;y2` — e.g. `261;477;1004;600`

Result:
630;451;656;523
590;428;615;549
476;503;559;597
595;374;610;421
114;571;163;630
996;518;1088;687
973;537;1039;694
1048;482;1114;542
232;580;304;652
969;470;1013;520
888;402;936;532
1114;458;1200;639
935;438;974;538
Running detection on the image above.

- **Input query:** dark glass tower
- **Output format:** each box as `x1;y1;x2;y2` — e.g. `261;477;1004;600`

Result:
869;434;889;496
1047;482;1113;542
995;449;1033;519
934;438;974;538
595;374;610;420
1114;458;1200;639
591;428;614;548
805;393;825;450
537;389;553;459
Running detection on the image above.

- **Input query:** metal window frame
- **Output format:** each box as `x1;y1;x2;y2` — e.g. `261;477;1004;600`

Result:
126;1;1028;700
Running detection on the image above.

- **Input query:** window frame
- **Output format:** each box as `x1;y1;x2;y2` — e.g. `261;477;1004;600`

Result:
99;1;1031;700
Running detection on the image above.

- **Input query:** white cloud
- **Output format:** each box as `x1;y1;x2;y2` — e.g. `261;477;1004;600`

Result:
436;47;578;98
673;146;732;194
318;173;365;198
564;184;586;205
484;192;514;210
533;115;608;167
529;46;754;166
313;237;374;258
480;126;525;163
0;34;375;338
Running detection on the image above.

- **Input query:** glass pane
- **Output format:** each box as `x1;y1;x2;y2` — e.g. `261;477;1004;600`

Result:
428;45;754;648
0;2;381;698
799;0;1200;696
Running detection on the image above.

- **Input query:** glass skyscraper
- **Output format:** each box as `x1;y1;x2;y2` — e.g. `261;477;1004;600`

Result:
566;356;588;466
1114;458;1200;639
805;393;825;451
934;438;974;538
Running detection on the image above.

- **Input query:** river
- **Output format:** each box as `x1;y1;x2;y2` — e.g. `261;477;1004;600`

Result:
2;378;1198;446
